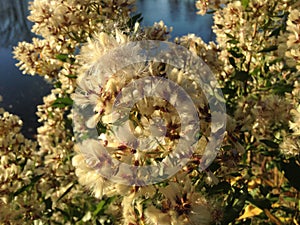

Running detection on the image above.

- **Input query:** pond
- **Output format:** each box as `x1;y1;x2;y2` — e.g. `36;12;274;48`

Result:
0;0;214;138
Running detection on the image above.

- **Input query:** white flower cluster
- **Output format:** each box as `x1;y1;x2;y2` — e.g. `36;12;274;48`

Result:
71;29;222;224
280;82;300;156
0;106;42;222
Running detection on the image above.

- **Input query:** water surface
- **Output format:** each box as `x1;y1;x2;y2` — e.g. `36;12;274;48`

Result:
0;48;51;138
136;0;214;41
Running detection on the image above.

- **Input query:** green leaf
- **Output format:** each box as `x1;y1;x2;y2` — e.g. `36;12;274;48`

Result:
259;185;272;197
206;10;216;14
64;74;77;79
227;39;239;44
222;87;238;95
269;27;281;37
230;172;242;177
93;196;116;217
14;174;44;196
57;183;75;203
52;97;73;108
54;81;62;89
229;49;244;58
216;24;223;29
55;207;70;220
127;13;143;30
56;54;75;63
225;33;235;39
229;57;237;68
96;121;107;135
56;54;69;62
280;158;300;191
93;200;106;217
44;197;53;217
209;162;221;172
234;71;249;81
222;192;247;224
44;197;53;210
258;45;278;53
208;181;231;195
260;139;279;148
260;149;280;157
241;0;249;8
246;195;272;209
272;83;293;95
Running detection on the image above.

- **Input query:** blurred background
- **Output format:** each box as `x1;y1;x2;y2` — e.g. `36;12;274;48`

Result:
0;0;213;138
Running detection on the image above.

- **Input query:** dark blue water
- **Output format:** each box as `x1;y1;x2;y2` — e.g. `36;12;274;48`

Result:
0;48;51;137
0;0;213;138
136;0;214;41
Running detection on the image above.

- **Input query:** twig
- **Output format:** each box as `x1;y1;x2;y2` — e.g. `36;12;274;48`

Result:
263;209;282;225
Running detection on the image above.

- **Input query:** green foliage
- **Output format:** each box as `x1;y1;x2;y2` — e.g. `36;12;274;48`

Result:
127;13;143;31
52;97;73;108
13;174;44;197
